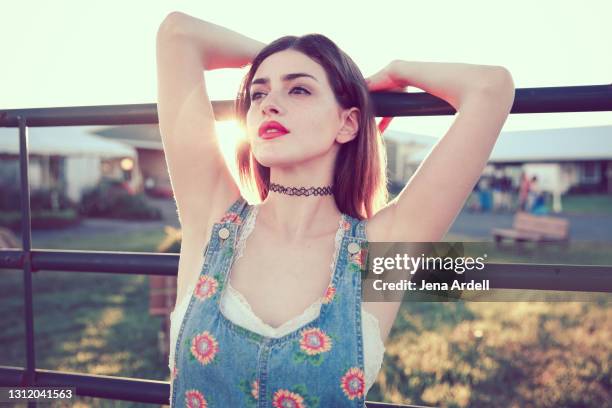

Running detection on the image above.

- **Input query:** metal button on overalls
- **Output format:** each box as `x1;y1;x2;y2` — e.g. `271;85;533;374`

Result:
348;242;360;254
218;227;230;239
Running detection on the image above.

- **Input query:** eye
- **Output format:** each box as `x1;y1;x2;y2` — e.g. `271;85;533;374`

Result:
250;86;311;102
291;86;310;95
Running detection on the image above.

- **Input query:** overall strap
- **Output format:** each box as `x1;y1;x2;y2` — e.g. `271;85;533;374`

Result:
206;196;252;254
348;214;368;241
219;195;251;225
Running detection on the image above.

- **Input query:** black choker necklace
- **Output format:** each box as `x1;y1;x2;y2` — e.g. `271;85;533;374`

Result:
269;182;333;196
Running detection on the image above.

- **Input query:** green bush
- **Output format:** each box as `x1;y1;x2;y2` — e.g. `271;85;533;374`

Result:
0;184;81;231
31;188;78;211
0;185;77;211
0;209;81;231
79;178;162;220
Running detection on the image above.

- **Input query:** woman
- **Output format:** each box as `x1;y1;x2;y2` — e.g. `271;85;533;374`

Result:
156;11;515;407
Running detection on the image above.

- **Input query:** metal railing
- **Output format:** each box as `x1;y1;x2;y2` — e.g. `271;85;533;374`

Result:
1;84;611;407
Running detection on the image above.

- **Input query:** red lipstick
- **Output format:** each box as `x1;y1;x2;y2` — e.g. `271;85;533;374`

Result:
259;120;289;139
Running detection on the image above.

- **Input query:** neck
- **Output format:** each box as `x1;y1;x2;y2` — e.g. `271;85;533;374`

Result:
257;192;341;243
259;146;341;241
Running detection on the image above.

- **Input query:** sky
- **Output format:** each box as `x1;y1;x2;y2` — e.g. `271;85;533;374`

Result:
1;0;610;138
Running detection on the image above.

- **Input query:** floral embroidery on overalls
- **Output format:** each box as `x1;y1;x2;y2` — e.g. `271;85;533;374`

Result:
341;219;352;231
188;331;219;365
292;327;336;366
340;367;366;400
238;374;259;406
348;246;368;273
193;275;219;300
272;385;320;408
220;211;243;224
185;389;209;407
170;196;369;407
322;284;336;304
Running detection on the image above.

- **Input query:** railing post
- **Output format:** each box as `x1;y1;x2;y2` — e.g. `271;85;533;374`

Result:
17;115;37;408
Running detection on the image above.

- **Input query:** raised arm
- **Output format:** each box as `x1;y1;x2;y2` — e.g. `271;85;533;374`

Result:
156;11;264;234
363;60;514;343
156;12;265;306
370;60;515;243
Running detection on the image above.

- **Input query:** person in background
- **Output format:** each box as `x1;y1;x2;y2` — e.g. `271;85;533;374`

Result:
529;176;549;214
478;177;492;212
527;175;539;212
518;171;531;212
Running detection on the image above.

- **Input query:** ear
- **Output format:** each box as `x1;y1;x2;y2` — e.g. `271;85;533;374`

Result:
336;107;360;143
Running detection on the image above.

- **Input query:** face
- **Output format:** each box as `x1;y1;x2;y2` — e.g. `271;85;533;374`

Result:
245;49;358;168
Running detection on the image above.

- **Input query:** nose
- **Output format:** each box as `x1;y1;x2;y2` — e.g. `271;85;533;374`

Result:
260;92;283;116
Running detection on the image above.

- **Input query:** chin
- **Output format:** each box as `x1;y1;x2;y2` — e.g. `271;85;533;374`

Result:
251;140;329;168
252;148;308;168
253;154;296;169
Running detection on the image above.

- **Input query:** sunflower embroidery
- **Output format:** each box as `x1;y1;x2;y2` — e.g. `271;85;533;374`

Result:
293;327;334;366
189;331;219;365
272;389;304;408
220;211;243;224
300;328;332;355
184;389;208;407
340;367;365;400
272;385;319;408
193;275;218;300
322;284;336;304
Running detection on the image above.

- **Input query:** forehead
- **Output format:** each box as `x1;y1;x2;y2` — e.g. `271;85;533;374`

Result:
253;49;327;84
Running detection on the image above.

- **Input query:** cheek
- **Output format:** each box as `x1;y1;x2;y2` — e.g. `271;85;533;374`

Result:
308;106;341;137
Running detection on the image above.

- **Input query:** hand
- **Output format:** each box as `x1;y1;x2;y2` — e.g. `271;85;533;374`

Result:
364;61;409;134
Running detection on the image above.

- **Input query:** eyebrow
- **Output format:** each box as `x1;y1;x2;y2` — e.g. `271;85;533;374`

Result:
250;73;318;87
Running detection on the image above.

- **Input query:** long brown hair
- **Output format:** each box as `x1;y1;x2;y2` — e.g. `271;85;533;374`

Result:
233;34;388;220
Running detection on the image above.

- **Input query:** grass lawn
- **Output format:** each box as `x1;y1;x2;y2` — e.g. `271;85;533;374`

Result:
443;233;612;266
1;225;610;407
32;229;169;252
1;229;171;408
560;193;612;215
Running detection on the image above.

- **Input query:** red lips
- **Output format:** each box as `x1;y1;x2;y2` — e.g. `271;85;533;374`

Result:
258;120;289;139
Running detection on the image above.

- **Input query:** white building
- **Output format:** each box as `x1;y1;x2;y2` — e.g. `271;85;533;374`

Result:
392;125;612;195
0;126;141;203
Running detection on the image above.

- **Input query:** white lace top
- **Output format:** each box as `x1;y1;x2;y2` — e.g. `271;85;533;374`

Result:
169;205;386;394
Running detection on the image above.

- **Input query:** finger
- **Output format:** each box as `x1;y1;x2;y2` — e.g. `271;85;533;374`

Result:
365;73;398;92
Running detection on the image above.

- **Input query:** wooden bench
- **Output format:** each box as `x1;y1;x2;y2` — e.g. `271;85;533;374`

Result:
491;211;570;247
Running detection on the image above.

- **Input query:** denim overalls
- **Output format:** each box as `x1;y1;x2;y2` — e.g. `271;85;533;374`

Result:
170;196;370;407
